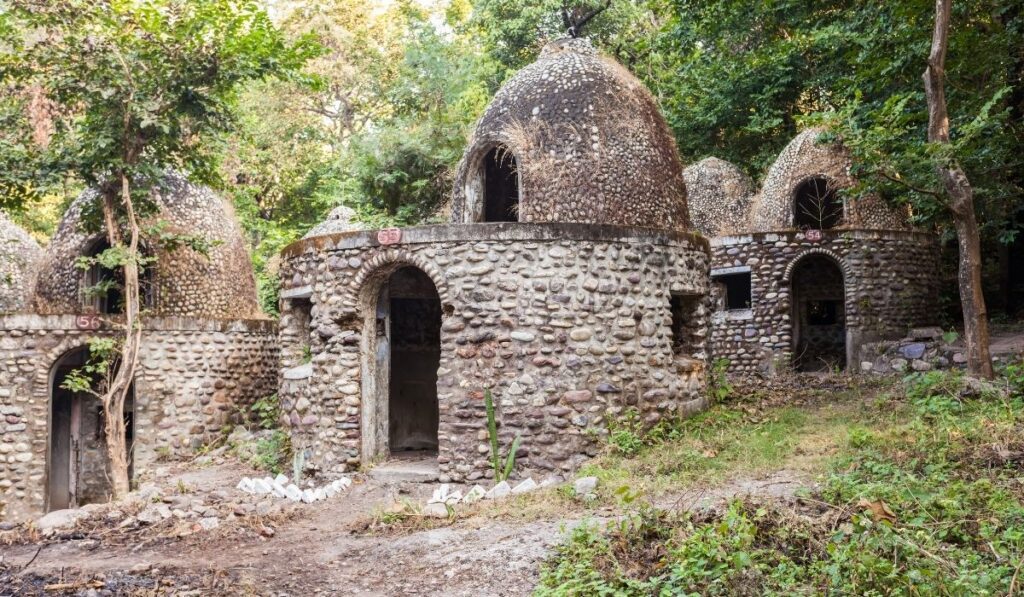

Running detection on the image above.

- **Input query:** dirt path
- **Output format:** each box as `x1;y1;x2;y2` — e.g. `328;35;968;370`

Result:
1;462;812;596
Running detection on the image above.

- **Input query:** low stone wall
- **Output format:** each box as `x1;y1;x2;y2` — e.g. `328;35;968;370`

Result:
858;327;965;374
0;315;278;521
279;223;711;483
709;229;940;374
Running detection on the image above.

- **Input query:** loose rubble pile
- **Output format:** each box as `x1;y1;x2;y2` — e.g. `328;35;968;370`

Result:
236;473;352;504
859;327;988;374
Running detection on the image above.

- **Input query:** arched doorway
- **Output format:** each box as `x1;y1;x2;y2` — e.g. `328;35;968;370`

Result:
791;255;847;371
361;266;441;464
48;347;134;511
482;146;519;222
793;177;842;230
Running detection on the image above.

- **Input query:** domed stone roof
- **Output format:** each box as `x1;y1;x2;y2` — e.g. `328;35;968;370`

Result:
34;173;263;318
304;205;365;239
683;158;755;237
0;211;43;313
749;128;909;231
450;37;689;231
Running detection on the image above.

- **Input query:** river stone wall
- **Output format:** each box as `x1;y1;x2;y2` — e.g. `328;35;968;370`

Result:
278;223;711;483
0;315;278;521
709;229;940;374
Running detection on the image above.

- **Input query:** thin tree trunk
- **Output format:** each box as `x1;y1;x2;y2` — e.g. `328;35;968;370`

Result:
923;0;994;379
97;171;143;499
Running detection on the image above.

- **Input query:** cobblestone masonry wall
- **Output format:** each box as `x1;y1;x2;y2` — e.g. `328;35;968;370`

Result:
279;223;710;482
0;315;278;521
708;230;940;374
0;212;43;314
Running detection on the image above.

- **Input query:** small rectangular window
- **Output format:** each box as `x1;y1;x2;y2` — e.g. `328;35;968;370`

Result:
712;272;752;311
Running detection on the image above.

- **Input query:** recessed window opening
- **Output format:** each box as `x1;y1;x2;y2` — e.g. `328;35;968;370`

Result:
794;177;842;230
670;293;701;356
288;297;314;364
482;146;519;222
81;239;156;314
713;272;752;311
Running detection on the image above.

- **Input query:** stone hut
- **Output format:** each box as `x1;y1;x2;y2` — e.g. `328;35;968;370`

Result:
0;174;278;521
0;211;43;314
700;130;939;374
278;38;711;483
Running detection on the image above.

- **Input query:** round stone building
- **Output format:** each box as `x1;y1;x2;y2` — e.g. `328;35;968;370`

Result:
0;173;278;521
279;38;711;482
686;129;939;374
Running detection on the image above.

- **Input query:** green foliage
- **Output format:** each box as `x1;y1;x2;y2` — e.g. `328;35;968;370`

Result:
605;409;646;456
251;431;291;474
708;358;733;404
251;394;281;430
60;337;119;397
539;374;1024;595
484;389;521;482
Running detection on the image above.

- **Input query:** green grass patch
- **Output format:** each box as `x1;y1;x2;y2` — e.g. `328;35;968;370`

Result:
538;369;1024;596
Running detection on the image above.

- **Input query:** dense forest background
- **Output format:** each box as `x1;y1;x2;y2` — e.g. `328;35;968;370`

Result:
2;0;1022;318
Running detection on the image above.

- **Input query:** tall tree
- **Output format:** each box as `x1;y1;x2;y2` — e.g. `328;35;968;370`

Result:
0;0;316;497
923;0;993;378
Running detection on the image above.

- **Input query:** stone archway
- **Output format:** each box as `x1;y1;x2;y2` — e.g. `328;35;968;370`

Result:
790;253;847;372
359;264;442;466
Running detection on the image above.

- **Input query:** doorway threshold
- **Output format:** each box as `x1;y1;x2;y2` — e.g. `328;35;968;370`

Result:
368;451;440;483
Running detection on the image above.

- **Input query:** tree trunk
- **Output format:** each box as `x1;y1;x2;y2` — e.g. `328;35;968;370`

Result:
97;172;143;499
923;0;994;379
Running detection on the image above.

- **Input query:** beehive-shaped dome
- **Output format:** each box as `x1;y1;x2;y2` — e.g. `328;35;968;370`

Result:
451;37;689;231
34;173;263;319
750;128;909;231
683;158;755;237
0;211;44;313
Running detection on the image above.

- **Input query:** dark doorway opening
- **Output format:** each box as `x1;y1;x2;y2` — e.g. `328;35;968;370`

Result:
791;255;846;372
483;146;519;222
794;177;842;230
386;267;441;455
48;347;134;511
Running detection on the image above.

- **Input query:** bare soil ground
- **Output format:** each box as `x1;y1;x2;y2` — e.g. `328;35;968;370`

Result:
0;458;810;596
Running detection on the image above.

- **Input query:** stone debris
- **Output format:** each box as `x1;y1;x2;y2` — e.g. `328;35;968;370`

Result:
462;485;486;504
484;481;512;500
511;478;537;494
236;474;352;504
573;476;598;499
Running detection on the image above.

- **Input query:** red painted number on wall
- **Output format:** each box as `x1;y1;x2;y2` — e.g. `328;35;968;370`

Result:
805;229;823;242
75;314;101;330
377;228;402;245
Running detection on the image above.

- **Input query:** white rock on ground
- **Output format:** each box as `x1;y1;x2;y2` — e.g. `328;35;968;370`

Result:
285;484;303;502
485;481;511;500
274;473;289;485
511;478;538;494
422;502;450;518
573;476;598;497
35;508;91;533
462;485;487;504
